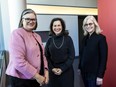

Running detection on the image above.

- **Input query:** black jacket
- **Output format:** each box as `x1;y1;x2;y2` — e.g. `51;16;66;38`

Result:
79;32;108;78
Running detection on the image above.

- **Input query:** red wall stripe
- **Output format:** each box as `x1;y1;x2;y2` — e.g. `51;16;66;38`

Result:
98;0;116;87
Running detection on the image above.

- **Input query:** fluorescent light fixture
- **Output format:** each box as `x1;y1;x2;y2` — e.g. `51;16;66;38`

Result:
27;4;97;15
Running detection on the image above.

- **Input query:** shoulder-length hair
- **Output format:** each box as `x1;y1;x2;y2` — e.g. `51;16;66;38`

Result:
82;15;102;36
18;9;37;29
49;17;69;36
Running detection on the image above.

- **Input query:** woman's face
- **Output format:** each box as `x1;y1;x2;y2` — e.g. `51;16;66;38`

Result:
84;19;95;35
22;13;36;31
52;20;62;35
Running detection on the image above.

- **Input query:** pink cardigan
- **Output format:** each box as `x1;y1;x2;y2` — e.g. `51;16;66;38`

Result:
6;28;48;79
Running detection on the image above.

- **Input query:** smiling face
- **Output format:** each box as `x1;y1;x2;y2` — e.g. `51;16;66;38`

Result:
84;19;95;35
22;13;37;31
52;20;63;35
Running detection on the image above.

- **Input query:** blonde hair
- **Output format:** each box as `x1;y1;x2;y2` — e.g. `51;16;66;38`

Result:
82;15;102;36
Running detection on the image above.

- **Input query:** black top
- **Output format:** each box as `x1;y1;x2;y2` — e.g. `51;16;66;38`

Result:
45;35;75;72
33;35;44;76
79;32;108;78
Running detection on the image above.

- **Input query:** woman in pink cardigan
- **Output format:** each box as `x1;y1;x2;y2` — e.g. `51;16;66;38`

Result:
6;9;49;87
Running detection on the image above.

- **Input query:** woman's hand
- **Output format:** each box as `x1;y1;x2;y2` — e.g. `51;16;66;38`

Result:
52;68;62;75
96;77;103;85
44;69;49;84
77;69;81;75
55;68;62;75
52;68;58;74
33;73;46;86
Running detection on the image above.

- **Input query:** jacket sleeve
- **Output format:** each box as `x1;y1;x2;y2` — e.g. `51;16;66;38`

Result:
10;31;37;79
45;38;54;70
43;48;48;70
98;35;108;78
59;36;75;72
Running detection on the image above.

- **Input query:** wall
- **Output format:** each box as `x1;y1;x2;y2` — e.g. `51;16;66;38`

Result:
98;0;116;87
0;5;4;50
1;0;10;50
35;14;79;56
27;0;97;7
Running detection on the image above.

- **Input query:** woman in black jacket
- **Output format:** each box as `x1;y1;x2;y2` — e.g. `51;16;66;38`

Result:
79;15;108;87
45;18;75;87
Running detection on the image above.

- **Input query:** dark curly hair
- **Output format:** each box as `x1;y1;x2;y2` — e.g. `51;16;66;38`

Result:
49;18;69;36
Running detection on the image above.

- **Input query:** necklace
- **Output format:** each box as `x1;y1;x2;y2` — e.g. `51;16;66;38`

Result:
53;36;64;49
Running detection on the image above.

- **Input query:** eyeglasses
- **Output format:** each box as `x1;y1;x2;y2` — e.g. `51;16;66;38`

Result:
84;23;93;27
23;18;37;22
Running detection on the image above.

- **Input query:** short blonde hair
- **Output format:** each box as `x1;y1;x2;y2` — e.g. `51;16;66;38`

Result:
82;15;102;36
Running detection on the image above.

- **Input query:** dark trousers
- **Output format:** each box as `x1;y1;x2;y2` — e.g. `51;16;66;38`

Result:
9;76;40;87
81;73;101;87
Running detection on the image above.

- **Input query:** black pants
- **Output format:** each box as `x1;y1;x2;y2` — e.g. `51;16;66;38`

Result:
9;76;40;87
81;72;101;87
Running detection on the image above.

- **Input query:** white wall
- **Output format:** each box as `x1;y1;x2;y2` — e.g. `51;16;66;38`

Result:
0;4;4;50
1;0;10;50
27;0;97;8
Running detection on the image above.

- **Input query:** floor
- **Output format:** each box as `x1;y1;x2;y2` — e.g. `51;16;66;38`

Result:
73;58;84;87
